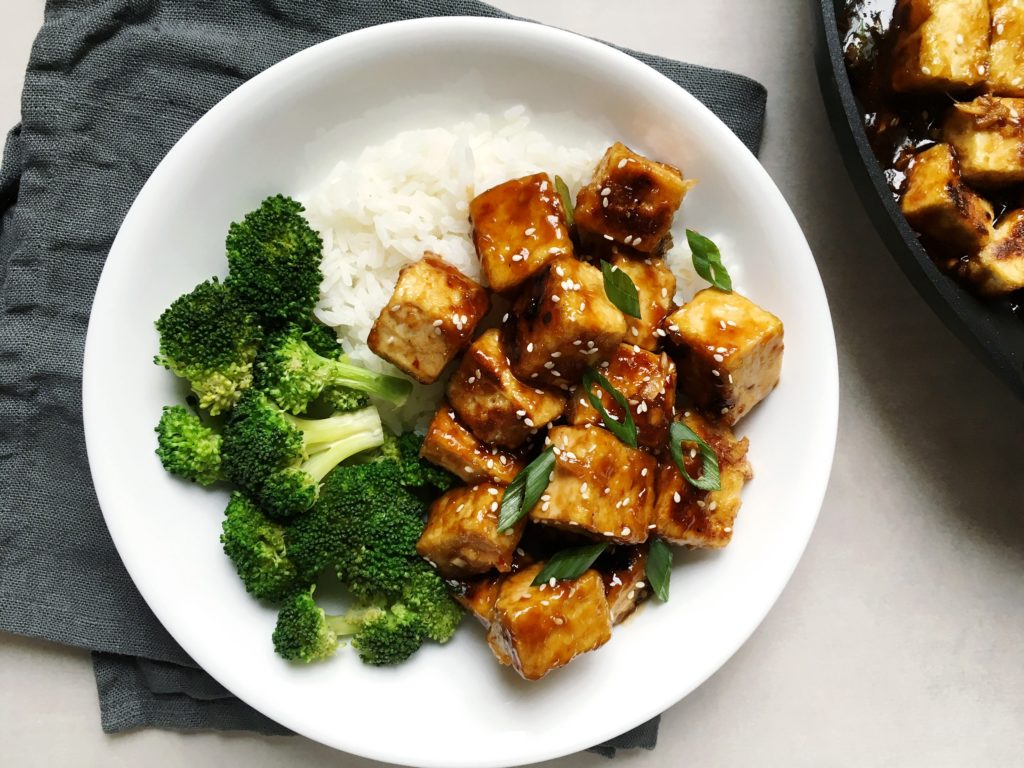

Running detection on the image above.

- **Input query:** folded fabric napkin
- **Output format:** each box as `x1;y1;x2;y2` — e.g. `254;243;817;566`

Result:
0;0;766;757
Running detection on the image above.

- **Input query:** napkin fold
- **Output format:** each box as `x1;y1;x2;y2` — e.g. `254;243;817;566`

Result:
0;0;765;757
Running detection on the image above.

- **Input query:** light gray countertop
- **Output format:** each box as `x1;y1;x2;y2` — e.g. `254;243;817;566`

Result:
2;1;1022;766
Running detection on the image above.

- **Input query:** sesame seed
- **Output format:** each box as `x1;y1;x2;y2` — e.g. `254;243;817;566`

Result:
432;319;442;327
524;418;535;427
499;455;508;465
697;500;705;508
525;227;536;236
543;361;555;369
637;581;646;589
526;342;534;352
723;526;732;533
464;465;473;473
690;448;697;459
530;372;538;378
541;501;549;512
552;616;564;625
603;531;615;537
617;158;627;169
601;187;612;196
486;459;494;469
713;353;724;363
624;235;633;245
712;369;720;377
673;491;681;503
602;197;609;208
631;327;639;337
603;234;614;241
489;501;498;512
467;376;476;384
502;312;510;322
719;320;726;330
641;467;648;477
551;351;562;358
552;294;560;303
709;501;718;511
956;33;965;43
433;327;442;336
548;577;557;588
633;238;641;246
648;523;657;529
721;407;729;414
726;320;737;327
627;590;635;600
487;487;498;496
921;66;931;75
456;503;465;512
621;526;631;536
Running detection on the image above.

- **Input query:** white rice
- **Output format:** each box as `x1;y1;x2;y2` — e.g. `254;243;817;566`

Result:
301;106;740;432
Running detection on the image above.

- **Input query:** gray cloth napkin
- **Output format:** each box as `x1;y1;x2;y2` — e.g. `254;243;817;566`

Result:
0;0;766;757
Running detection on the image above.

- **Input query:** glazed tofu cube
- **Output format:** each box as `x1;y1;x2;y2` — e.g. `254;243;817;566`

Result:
417;483;525;578
891;0;989;93
654;411;752;548
961;209;1024;294
610;249;677;351
901;144;995;254
487;564;612;680
664;288;783;426
368;253;489;383
447;328;566;449
943;97;1024;187
509;255;626;389
420;404;525;485
470;173;574;294
574;142;695;254
567;343;677;449
451;573;503;629
530;426;656;544
988;0;1024;96
598;545;650;625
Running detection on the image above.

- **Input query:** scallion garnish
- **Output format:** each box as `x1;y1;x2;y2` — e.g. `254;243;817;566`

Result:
581;367;638;448
646;537;672;602
531;542;609;586
554;175;575;230
668;421;721;491
686;229;732;292
600;260;642;319
497;447;556;532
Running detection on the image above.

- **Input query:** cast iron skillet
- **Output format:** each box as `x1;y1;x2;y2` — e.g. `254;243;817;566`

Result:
814;0;1024;400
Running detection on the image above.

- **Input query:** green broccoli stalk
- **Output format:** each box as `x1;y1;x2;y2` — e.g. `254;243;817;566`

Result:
272;587;426;665
221;390;385;518
224;195;324;328
255;325;411;414
220;492;303;601
154;278;262;415
155;405;222;485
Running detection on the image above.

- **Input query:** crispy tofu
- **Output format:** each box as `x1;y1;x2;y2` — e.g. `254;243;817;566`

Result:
486;564;612;680
961;209;1024;294
567;343;677;449
891;0;990;93
599;545;650;624
901;143;995;254
447;329;566;449
509;255;626;389
988;0;1024;96
470;173;574;294
664;288;783;426
574;142;695;254
610;249;677;351
368;253;489;384
944;96;1024;187
420;404;525;485
654;411;752;548
417;483;525;578
530;425;656;544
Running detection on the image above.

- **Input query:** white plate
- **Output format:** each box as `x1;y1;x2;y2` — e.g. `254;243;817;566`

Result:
83;18;838;768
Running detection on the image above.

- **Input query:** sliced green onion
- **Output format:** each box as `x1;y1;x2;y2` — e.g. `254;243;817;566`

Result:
686;229;733;292
532;542;609;586
600;260;642;319
668;421;721;491
497;447;555;532
581;367;638;448
646;537;672;602
554;175;575;230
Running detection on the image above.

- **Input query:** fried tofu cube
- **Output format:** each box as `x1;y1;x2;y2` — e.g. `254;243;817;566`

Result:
988;0;1024;96
610;249;677;351
598;545;650;624
567;343;677;449
891;0;989;93
944;97;1024;187
509;255;626;389
487;564;612;680
574;142;695;254
447;329;566;449
665;289;783;426
654;411;752;548
961;209;1024;294
368;253;489;384
417;483;525;578
901;143;995;253
470;173;574;294
420;404;525;485
451;573;503;629
530;426;655;544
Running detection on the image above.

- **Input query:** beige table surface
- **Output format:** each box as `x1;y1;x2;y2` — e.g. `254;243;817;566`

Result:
2;1;1022;766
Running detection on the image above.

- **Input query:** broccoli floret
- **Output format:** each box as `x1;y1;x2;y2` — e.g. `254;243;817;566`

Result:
400;559;463;644
255;325;412;414
155;405;222;485
321;385;370;413
375;431;457;492
220;492;303;601
272;587;425;665
300;322;343;360
221;390;385;518
224;195;323;328
154;278;262;415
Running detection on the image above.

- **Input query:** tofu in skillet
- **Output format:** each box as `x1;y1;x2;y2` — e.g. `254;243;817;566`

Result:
567;342;677;449
654;410;752;548
961;209;1024;294
664;288;783;426
486;564;612;680
469;173;574;294
417;483;525;578
943;96;1024;188
608;248;677;351
420;404;524;485
530;425;656;545
447;328;566;449
574;142;695;255
598;544;650;624
987;0;1024;96
368;253;489;384
890;0;990;93
509;255;626;389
